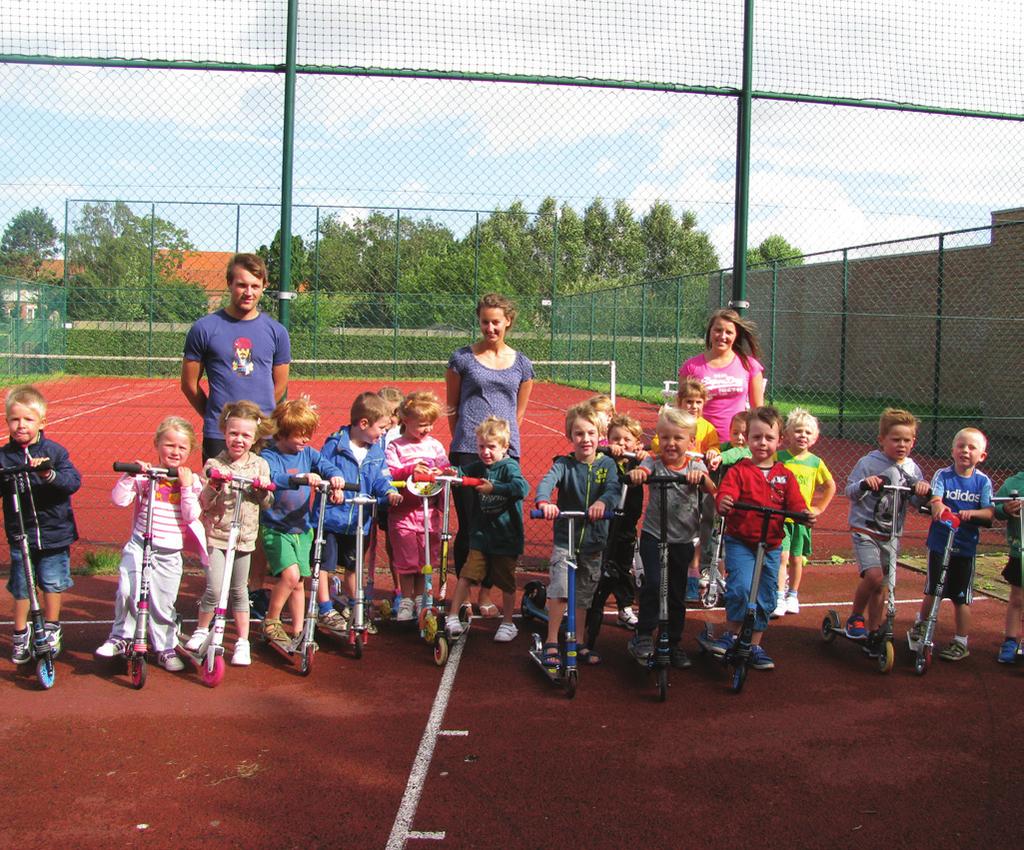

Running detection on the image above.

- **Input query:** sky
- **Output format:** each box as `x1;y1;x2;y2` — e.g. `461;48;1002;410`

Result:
0;0;1021;268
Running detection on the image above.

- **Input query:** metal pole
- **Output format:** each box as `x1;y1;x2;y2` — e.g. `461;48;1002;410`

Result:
768;260;777;402
393;209;400;380
674;276;682;372
729;0;755;315
838;249;849;438
312;206;320;379
551;215;559;382
277;0;299;330
611;287;618;375
931;235;945;454
473;211;480;322
639;283;647;397
234;204;241;253
148;203;156;377
588;291;595;388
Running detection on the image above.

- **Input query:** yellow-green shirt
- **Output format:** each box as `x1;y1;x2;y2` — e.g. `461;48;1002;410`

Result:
776;449;832;509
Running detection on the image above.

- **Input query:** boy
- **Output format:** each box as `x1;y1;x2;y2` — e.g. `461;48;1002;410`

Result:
374;386;404;608
3;385;81;662
994;474;1024;663
319;392;402;627
260;398;348;644
705;406;811;670
628;407;714;669
535;403;621;667
844;408;931;641
772;408;836;617
444;417;529;643
907;428;993;661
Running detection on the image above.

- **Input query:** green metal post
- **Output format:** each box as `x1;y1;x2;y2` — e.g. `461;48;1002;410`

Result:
730;0;755;315
718;270;725;308
674;277;682;372
588;291;595;388
550;216;558;381
768;260;777;402
931;235;945;454
234;205;241;253
566;295;574;388
277;0;299;331
62;200;69;289
837;250;849;437
148;203;156;377
611;287;618;376
393;210;400;380
312;206;320;378
472;211;480;325
639;283;647;397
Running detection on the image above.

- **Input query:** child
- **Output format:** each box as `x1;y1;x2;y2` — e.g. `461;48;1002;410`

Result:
444;416;529;642
377;386;404;449
320;392;402;624
3;385;81;663
627;408;714;669
535;403;621;667
260;398;348;645
96;417;206;672
907;428;993;661
994;473;1024;663
586;394;616;445
186;400;275;666
771;408;836;617
709;406;811;670
375;386;405;607
844;408;930;642
385;391;450;620
711;410;753;473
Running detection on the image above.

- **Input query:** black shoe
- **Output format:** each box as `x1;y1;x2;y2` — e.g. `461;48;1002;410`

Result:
669;646;692;669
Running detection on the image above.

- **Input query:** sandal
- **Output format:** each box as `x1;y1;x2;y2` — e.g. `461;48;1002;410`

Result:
478;603;500;618
541;642;561;669
577;647;602;665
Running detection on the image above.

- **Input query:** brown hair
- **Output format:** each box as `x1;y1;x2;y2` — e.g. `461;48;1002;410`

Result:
399;390;443;424
704;308;762;367
748;405;784;434
564;403;601;439
154;416;197;450
351;391;393;425
608;413;643;443
476;292;517;325
676;377;708;403
218;400;276;450
226;253;268;287
271;397;320;437
5;384;47;418
878;408;918;438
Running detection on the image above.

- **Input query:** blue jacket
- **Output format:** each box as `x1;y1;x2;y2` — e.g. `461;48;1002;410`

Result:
262;442;345;534
534;453;620;553
0;432;81;551
319;426;398;535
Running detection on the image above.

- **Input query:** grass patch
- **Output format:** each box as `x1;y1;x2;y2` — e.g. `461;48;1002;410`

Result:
77;548;121;576
901;552;1010;602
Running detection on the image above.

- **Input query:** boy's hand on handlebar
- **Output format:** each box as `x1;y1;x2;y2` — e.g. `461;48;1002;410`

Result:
608;444;624;458
1005;499;1022;517
634;447;649;462
913;481;931;497
628;468;646;486
538;501;559;520
802;511;817;526
475;480;494;495
387;491;403;507
685;468;705;486
719;494;734;514
587;502;607;523
305;472;323;488
707;453;722;471
862;475;883;491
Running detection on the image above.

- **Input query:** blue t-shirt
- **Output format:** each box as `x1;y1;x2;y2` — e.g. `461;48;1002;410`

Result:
261;443;343;534
925;466;993;556
447;345;534;458
183;309;291;439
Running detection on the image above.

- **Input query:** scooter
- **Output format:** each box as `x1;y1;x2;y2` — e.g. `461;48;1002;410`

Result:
111;461;179;689
993;490;1022;664
699;501;810;692
0;458;57;689
177;467;275;687
821;480;912;674
699;515;727;609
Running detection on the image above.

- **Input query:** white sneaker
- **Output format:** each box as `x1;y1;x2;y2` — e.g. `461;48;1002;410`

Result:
493;622;518;643
785;593;800;615
157;649;185;672
231;638;251;666
617;607;638;628
185;627;209;651
396;598;415;622
414;596;425;618
95;637;127;658
771;593;787;619
445;615;464;637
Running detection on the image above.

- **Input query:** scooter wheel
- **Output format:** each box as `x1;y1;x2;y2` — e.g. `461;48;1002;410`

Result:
201;655;226;688
565;668;578;700
300;643;315;676
36;656;55;689
521;581;546;621
422;611;438;643
731;663;747;693
531;634;543;653
914;646;931;676
821;611;840;643
878;640;895;674
352;633;364;660
129;655;148;689
657;667;668;702
433;635;449;666
700;586;717;609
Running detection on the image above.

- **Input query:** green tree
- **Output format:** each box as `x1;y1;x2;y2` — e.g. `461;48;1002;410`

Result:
257;230;313;290
641;200;720;280
746;234;804;269
0;207;59;279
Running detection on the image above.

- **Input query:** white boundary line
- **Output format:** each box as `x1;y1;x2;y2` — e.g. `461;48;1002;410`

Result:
386;631;467;850
48;386;167;426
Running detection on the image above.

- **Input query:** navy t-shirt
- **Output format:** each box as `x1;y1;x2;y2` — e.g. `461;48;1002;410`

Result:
183;309;291;439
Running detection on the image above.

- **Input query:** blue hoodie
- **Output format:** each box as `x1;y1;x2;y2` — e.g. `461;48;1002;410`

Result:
262;442;345;534
319;426;398;535
1;432;81;550
534;453;621;553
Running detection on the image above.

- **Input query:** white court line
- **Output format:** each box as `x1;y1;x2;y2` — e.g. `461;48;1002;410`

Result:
436;730;469;737
406;833;445;842
48;386;168;426
522;414;564;438
386;631;467;850
47;382;135;406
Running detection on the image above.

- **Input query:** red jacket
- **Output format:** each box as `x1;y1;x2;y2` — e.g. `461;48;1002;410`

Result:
716;458;807;548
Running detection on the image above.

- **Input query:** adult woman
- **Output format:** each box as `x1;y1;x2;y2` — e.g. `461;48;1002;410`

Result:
446;293;534;615
679;308;765;440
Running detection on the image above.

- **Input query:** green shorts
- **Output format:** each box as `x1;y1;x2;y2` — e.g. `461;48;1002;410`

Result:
261;527;313;577
782;522;812;558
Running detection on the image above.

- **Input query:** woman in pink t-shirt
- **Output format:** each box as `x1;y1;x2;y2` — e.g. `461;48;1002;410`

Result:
679;308;765;439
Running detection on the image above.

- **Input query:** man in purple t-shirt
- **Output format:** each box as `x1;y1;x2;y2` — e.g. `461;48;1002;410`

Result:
180;253;291;462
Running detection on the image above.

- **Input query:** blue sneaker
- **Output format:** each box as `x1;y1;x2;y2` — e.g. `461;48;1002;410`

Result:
750;644;775;670
709;631;735;657
845;614;868;640
997;637;1019;664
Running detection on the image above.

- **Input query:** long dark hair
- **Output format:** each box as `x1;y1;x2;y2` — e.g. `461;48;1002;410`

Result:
704;308;762;368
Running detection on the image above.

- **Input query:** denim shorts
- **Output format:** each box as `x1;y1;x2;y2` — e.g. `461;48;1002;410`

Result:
6;546;72;600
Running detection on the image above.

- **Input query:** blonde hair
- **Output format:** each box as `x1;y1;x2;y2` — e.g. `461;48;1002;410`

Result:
219;400;276;450
399;390;443;424
608;412;643;443
564;403;601;438
785;407;819;435
676;377;708;403
272;397;320;437
351;391;392;425
878;408;918;438
154;416;197;450
476;415;511;447
953;427;987;452
5;384;47;418
657;406;696;434
377;386;404;409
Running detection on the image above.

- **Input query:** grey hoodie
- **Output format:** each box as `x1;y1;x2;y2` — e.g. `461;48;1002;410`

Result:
845;450;925;537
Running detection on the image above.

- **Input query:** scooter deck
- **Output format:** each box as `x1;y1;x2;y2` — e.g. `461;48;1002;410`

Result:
528;648;564;683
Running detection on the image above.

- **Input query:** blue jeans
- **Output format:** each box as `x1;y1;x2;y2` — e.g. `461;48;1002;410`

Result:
723;536;781;632
6;546;72;600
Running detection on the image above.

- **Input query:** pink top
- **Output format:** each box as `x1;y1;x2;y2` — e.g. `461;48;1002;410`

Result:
112;474;208;565
679;352;764;440
385;435;450;531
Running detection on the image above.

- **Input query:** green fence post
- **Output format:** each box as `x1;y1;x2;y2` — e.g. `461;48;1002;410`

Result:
148;203;156;377
931;234;945;454
729;0;756;316
393;209;400;380
312;206;320;379
551;215;559;383
768;260;777;402
639;282;647;398
611;287;618;378
234;205;241;253
588;291;595;388
674;276;682;375
566;294;574;388
277;0;299;333
838;249;849;438
62;200;69;289
718;270;725;308
13;287;20;376
473;211;480;315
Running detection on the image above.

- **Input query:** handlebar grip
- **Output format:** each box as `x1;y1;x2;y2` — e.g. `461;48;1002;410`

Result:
0;458;51;475
206;467;229;481
412;471;434;483
530;508;544;519
460;476;487;487
114;462;179;479
732;501;810;523
114;462;143;475
596;446;637;460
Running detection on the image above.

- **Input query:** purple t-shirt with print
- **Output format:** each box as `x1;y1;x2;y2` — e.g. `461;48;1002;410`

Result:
183;309;291;439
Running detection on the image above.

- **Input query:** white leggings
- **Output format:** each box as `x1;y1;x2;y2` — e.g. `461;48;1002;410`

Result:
199;548;252;614
111;537;183;652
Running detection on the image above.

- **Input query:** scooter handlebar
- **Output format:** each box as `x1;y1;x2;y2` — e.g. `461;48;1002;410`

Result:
917;503;993;528
206;466;276;492
596;446;637;460
530;508;613;520
113;461;179;479
412;470;488;488
859;479;916;493
0;458;52;476
731;501;810;523
286;473;359;492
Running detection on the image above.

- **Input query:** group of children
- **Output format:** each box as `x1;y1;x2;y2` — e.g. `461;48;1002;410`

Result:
4;376;1024;677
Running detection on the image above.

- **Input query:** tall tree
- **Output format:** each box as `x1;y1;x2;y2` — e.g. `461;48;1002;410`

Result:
257;230;313;290
746;234;804;269
0;207;59;279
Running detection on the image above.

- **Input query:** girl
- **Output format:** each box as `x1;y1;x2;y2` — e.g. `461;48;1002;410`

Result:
96;417;207;672
186;400;275;666
385;391;450;621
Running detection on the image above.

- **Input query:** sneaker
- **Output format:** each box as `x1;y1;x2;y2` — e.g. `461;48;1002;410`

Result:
617;607;638;628
750;644;775;670
231;638;251;666
845;615;868;640
185;627;209;652
628;633;654;661
684;576;700;602
939;640;969;662
95;637;128;658
907;620;926;648
396;598;415;622
771;593;787;619
445;615;465;637
494;622;518;643
248;588;269;622
997;637;1020;664
44;623;62;659
318;609;348;634
670;646;692;669
156;649;184;672
263;618;289;644
785;592;800;615
11;629;30;664
414;597;425;618
709;631;735;657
